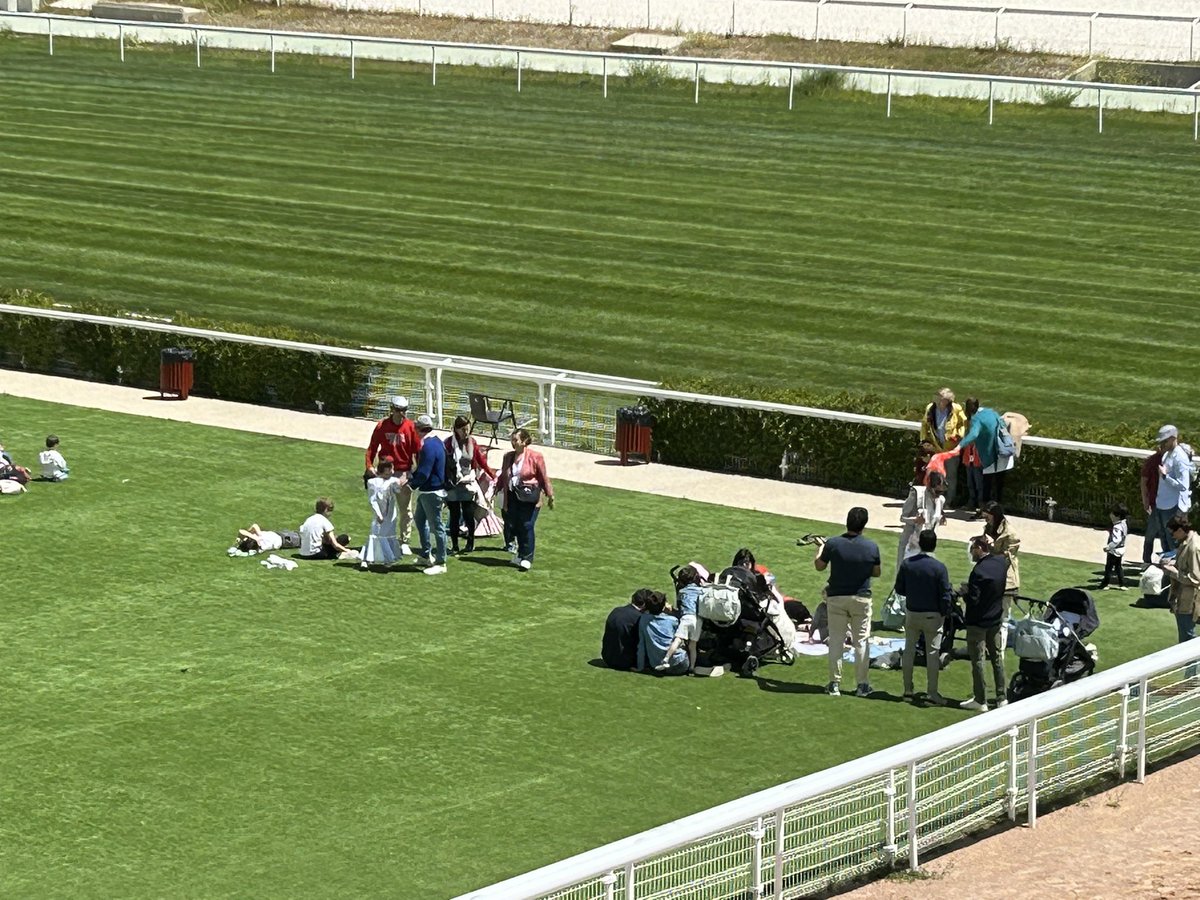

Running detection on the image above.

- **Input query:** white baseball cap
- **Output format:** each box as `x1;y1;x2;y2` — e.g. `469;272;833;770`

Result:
390;396;409;410
415;414;434;431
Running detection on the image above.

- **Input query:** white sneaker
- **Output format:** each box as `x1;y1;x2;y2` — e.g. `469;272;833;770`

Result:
994;699;1009;708
518;559;532;571
400;543;413;556
959;699;989;712
422;564;447;576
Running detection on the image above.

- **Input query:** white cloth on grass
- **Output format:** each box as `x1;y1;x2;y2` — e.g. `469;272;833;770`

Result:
261;554;298;571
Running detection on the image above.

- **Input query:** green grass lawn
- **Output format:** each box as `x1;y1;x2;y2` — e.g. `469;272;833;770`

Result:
1;36;1198;433
0;394;1180;897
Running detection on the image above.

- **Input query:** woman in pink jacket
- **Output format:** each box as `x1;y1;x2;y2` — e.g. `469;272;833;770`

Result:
495;428;555;571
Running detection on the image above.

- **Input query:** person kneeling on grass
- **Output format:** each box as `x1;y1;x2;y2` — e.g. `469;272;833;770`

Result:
656;564;707;673
298;498;353;561
637;589;688;676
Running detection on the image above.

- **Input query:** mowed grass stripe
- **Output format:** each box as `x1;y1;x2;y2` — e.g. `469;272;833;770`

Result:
2;37;1198;429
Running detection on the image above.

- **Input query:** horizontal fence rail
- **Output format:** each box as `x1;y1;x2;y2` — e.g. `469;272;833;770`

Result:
458;639;1200;898
3;11;1200;130
287;0;1200;63
0;304;1155;461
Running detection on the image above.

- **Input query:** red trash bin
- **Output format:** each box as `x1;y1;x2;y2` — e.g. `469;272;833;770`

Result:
160;347;195;400
615;407;654;465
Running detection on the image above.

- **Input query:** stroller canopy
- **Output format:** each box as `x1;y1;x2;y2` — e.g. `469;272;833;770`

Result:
1048;588;1100;639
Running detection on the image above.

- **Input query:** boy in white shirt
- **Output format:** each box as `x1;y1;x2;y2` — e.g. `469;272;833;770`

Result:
299;498;353;560
38;434;69;482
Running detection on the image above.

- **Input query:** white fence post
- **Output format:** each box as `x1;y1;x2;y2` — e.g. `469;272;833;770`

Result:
601;870;617;900
195;28;200;68
903;3;912;47
995;7;1004;49
1088;12;1098;57
814;0;824;42
602;56;608;98
886;72;893;118
435;366;446;427
883;769;897;861
516;49;522;92
269;33;275;73
1193;95;1198;141
548;382;559;446
906;761;918;871
118;23;124;62
624;860;634;900
1192;17;1198;60
1137;676;1150;783
749;817;766;897
1115;684;1131;778
431;45;437;85
773;807;785;896
423;367;434;416
1006;726;1019;821
350;39;355;79
1027;717;1039;827
1097;87;1103;134
988;79;995;125
787;67;794;110
694;61;700;104
47;16;53;56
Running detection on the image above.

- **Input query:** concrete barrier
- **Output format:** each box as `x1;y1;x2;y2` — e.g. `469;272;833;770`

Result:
90;1;203;23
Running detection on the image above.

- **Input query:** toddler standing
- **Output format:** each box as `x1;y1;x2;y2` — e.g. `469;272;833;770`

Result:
38;435;69;481
362;458;403;570
1100;504;1128;590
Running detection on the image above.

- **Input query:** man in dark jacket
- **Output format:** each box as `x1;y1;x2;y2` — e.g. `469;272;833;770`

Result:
601;590;648;671
409;415;449;575
896;530;952;705
962;535;1009;711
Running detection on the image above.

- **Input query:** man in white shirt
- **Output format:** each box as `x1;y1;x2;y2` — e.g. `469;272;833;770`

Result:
298;498;352;559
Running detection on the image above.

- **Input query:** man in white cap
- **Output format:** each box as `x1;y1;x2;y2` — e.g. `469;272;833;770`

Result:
1153;424;1194;555
364;396;420;554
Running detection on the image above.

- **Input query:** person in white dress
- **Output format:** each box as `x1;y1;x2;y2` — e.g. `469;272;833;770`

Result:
362;458;403;570
897;472;947;571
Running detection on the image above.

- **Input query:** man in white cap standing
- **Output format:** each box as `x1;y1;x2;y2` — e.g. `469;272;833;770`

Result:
1152;424;1194;556
364;396;420;555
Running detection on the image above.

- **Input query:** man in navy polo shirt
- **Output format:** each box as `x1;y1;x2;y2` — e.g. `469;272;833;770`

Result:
815;506;882;698
896;529;952;706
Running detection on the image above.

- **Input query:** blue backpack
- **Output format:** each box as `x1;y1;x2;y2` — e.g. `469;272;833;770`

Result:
995;417;1016;461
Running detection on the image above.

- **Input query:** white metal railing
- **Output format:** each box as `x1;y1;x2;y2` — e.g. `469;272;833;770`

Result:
292;0;1200;63
458;638;1200;899
0;303;1155;460
3;11;1200;130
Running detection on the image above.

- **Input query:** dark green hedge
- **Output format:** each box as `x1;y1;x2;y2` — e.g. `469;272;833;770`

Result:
643;379;1156;529
0;289;368;414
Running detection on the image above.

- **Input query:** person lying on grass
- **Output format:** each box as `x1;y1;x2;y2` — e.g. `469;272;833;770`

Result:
232;524;301;556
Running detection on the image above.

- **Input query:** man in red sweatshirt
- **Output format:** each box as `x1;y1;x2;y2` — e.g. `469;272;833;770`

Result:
365;396;420;554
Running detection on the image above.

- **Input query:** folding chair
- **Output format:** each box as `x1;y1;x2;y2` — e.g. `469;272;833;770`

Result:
468;392;518;449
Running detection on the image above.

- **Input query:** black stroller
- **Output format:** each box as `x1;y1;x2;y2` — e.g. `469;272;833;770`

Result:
1007;588;1100;702
699;567;794;677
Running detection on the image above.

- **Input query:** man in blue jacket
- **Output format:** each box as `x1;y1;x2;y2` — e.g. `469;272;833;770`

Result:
409;415;449;575
962;535;1010;711
896;529;952;706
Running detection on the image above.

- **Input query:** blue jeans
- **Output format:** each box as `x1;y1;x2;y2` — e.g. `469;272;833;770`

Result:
503;495;540;562
414;490;447;565
1146;507;1177;562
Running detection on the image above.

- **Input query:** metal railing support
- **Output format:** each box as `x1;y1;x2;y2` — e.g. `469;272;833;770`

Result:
773;807;785;896
749;818;766;898
1137;676;1150;783
694;61;700;104
907;761;919;871
883;769;898;861
1115;684;1131;778
1027;717;1039;827
432;44;437;85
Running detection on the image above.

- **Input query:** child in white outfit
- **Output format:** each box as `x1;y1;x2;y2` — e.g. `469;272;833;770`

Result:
362;458;403;569
1100;503;1129;590
38;434;69;481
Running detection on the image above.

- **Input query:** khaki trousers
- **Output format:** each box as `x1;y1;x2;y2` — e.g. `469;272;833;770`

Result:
826;594;873;685
902;611;944;697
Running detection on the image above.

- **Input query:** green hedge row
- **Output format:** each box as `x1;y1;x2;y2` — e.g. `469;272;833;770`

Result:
0;290;367;414
642;379;1157;529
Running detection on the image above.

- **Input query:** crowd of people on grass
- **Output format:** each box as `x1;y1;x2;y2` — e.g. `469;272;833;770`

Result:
230;396;555;574
0;433;70;493
601;388;1200;711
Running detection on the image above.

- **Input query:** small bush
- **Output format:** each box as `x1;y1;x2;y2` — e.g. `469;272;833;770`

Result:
1038;86;1081;108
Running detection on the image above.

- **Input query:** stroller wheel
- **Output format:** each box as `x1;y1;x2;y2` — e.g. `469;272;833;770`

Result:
740;656;761;678
780;650;796;666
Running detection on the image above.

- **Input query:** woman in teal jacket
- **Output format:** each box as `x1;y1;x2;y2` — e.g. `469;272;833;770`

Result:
956;398;1007;504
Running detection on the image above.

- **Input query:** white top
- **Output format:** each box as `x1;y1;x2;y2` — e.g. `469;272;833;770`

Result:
255;531;284;552
367;475;401;522
38;449;68;478
299;513;335;556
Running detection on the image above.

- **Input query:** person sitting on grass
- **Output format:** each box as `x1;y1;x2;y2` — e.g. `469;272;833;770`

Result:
637;589;688;675
232;524;301;556
298;498;353;560
601;589;649;671
38;434;69;482
657;564;707;673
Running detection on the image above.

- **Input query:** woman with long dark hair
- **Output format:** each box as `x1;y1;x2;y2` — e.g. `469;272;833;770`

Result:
495;428;555;571
443;416;495;555
983;501;1021;647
